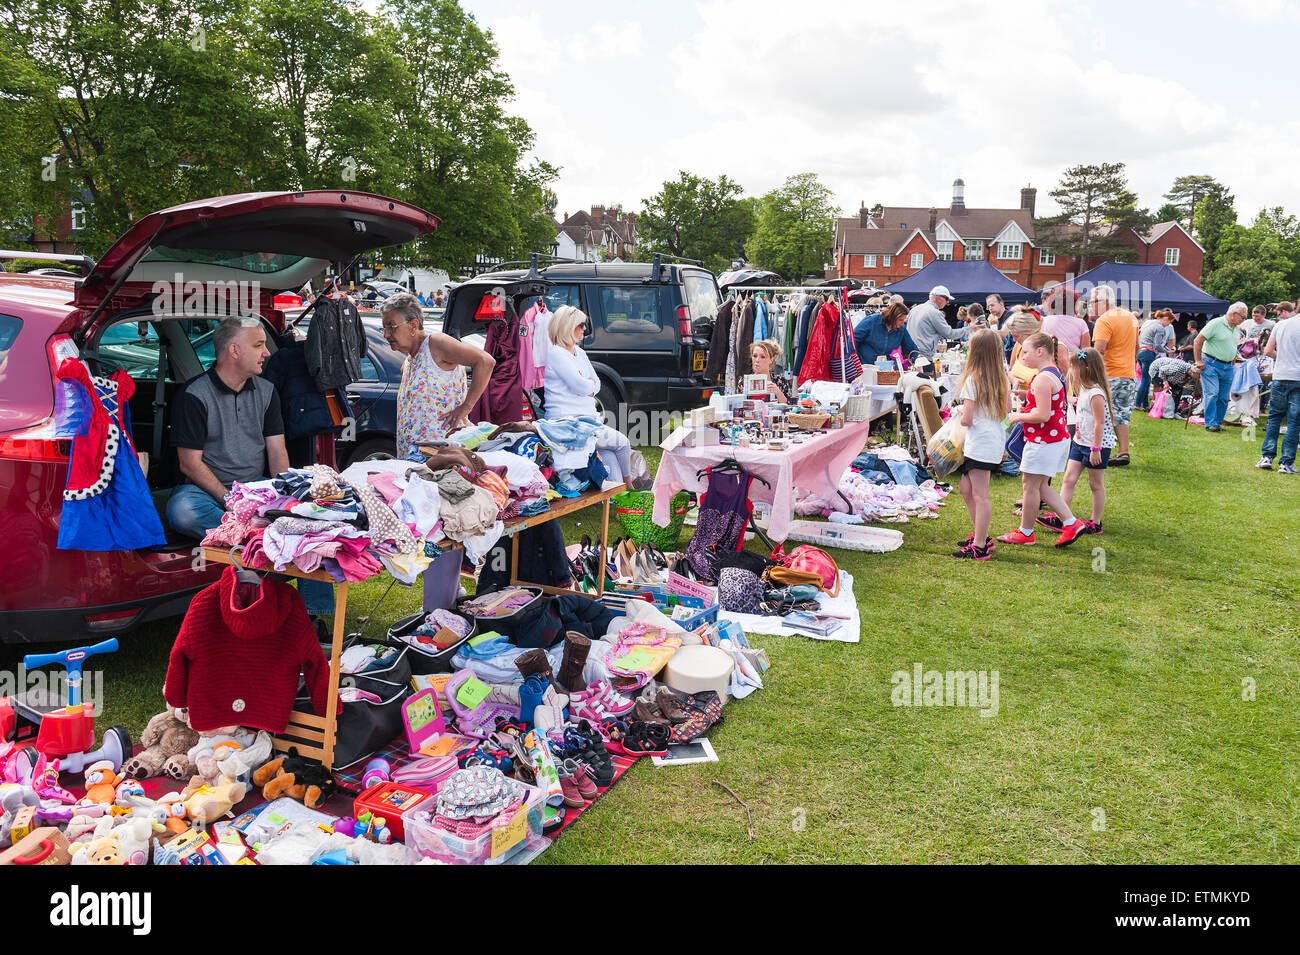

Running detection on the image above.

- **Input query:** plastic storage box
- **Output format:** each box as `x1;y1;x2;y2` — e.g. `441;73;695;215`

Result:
402;784;545;865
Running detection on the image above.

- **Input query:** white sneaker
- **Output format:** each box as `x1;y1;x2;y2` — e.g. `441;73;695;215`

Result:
1256;456;1273;470
1280;464;1298;475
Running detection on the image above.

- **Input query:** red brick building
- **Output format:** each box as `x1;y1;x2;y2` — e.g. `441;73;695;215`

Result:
833;181;1208;292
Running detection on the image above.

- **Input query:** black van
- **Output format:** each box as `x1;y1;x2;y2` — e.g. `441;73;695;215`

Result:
441;256;722;415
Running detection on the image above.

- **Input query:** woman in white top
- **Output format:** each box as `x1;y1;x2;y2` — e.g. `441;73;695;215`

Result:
543;306;632;484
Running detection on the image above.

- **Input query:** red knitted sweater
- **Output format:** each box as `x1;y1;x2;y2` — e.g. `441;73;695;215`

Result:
165;566;329;733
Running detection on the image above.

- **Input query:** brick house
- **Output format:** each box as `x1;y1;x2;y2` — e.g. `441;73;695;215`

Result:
1106;221;1204;285
554;206;638;262
833;181;1072;291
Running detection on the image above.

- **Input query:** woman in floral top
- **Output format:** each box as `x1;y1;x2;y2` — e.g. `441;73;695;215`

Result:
380;293;496;460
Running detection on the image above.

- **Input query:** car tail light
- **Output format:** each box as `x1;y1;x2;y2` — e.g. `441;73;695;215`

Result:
84;608;141;631
0;423;68;462
475;293;504;321
677;305;691;336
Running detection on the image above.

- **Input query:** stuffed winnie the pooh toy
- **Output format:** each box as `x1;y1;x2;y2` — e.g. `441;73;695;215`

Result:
121;706;200;780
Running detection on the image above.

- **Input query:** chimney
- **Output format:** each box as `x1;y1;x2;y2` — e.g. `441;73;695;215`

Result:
591;205;605;221
928;207;938;232
859;201;869;227
951;178;966;215
1021;186;1037;217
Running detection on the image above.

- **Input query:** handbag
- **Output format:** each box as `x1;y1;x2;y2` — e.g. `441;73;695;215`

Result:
765;565;826;589
829;302;864;383
769;543;840;596
1004;421;1025;463
300;637;412;769
1148;386;1169;418
718;567;764;614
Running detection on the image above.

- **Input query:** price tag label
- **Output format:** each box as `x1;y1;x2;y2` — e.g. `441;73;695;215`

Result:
490;809;528;858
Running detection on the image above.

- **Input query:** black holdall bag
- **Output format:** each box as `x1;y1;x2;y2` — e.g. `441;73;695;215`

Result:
298;637;412;769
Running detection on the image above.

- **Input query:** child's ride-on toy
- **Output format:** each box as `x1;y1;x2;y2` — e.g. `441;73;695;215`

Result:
14;639;131;775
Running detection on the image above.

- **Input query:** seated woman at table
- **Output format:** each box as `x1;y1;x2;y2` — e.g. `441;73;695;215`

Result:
738;339;793;402
853;302;920;369
544;305;633;485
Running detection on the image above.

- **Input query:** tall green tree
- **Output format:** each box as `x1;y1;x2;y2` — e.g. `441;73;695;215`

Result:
1203;207;1300;303
1191;183;1237;272
0;0;279;253
381;0;554;272
1164;175;1223;230
637;171;756;273
744;173;836;281
1155;202;1182;223
1036;162;1149;261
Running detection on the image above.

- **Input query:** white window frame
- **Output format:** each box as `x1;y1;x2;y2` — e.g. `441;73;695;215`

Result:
964;240;984;260
936;241;954;261
1165;247;1180;266
882;254;892;268
70;202;86;231
910;253;924;269
863;279;876;289
1038;248;1055;266
864;254;877;269
997;242;1022;260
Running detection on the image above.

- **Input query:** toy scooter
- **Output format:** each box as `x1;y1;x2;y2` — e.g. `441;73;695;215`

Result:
14;639;131;775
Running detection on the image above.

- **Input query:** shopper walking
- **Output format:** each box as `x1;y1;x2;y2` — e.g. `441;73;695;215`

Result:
1194;302;1249;432
951;329;1009;560
1256;301;1300;473
1056;348;1116;535
1090;286;1138;465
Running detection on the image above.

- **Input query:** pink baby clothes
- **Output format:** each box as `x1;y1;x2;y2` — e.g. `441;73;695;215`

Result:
368;471;405;507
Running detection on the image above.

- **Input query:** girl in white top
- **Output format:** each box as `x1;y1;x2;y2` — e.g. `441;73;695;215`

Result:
951;329;1010;560
543;305;632;484
1060;347;1117;534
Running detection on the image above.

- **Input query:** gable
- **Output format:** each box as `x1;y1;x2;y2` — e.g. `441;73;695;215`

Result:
991;220;1032;247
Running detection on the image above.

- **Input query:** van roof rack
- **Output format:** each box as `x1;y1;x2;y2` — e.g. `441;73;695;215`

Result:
485;253;582;277
0;249;95;276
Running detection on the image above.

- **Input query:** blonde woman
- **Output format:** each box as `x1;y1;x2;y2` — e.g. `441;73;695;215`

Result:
543;305;632;483
746;339;792;402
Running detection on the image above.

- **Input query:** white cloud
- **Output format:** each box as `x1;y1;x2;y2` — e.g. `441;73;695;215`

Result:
474;0;1300;233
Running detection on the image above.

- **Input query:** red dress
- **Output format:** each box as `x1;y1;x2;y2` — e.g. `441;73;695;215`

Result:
1024;367;1067;444
797;301;840;385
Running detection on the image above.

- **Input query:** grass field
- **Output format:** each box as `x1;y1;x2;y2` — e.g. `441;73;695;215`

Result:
8;413;1298;863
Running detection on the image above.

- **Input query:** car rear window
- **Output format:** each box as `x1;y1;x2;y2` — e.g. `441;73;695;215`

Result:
599;286;661;333
683;271;720;325
0;315;21;361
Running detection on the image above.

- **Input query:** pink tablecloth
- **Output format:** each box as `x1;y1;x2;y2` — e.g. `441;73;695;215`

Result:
651;421;872;541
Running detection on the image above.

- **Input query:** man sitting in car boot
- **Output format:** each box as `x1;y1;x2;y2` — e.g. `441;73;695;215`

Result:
165;316;334;616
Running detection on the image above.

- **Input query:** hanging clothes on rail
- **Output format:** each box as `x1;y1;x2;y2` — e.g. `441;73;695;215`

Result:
470;297;523;425
724;294;756;394
792;295;818;376
797;297;841;386
704;297;736;384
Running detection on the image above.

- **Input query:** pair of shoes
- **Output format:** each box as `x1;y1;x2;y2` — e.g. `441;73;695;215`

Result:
633;687;689;725
951;541;994;560
1053;519;1088;547
622;720;671;758
1280;463;1299;475
1035;511;1064;531
557;758;598;807
1081;521;1103;535
997;529;1036;545
570;680;635;722
1205;425;1222;432
1256;456;1274;470
1110;452;1131;465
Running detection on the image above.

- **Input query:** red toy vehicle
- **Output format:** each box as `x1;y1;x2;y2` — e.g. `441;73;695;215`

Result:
0;191;439;645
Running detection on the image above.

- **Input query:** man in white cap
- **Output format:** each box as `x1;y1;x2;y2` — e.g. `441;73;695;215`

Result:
907;285;969;359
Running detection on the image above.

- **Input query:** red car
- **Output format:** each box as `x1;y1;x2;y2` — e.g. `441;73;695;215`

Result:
0;191;438;645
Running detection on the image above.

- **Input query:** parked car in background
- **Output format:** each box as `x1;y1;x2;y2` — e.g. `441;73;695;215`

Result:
441;256;722;416
0;190;438;645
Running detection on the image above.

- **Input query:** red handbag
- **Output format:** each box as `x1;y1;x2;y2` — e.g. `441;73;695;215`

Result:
769;543;840;596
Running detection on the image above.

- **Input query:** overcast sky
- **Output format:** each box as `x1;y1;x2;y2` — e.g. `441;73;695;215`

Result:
461;0;1300;226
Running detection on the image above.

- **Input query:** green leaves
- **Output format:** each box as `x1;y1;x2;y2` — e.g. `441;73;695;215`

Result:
1203;206;1300;303
637;171;756;273
0;0;555;272
1038;162;1151;262
745;172;837;282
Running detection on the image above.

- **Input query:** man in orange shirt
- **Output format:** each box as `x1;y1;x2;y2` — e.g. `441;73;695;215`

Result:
1090;286;1139;466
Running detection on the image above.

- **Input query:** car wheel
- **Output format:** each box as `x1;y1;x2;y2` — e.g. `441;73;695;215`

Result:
344;438;398;469
595;379;620;425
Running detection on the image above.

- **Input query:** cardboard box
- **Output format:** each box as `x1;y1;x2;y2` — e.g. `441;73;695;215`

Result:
0;827;72;865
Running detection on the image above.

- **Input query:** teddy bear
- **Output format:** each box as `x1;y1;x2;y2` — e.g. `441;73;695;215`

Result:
80;761;121;804
186;727;273;787
251;749;335;810
71;834;127;865
121;706;200;780
69;814;153;865
179;777;247;827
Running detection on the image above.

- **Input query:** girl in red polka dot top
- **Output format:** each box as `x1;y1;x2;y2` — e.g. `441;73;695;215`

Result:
998;332;1088;547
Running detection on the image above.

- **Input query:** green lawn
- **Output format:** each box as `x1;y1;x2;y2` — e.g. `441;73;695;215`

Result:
10;414;1298;863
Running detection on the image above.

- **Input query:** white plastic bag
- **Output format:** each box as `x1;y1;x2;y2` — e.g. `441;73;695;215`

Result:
926;416;967;478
